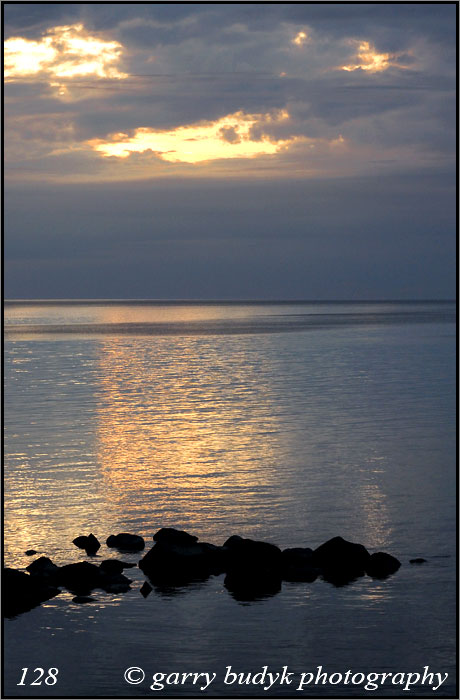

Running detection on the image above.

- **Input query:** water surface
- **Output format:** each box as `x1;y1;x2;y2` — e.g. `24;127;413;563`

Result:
4;301;456;696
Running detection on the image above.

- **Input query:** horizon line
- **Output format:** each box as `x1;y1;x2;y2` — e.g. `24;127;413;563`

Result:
4;297;456;305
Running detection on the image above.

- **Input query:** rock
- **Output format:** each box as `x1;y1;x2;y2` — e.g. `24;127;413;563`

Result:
221;536;283;598
312;536;370;582
72;533;100;554
25;549;37;556
365;552;401;578
223;535;244;548
4;568;60;618
282;547;314;563
199;542;228;574
58;561;102;594
106;533;145;551
410;557;427;564
224;536;282;574
140;581;153;598
72;596;95;604
58;560;132;594
26;557;60;582
99;560;125;576
99;573;131;593
281;548;319;583
153;528;198;546
139;539;225;582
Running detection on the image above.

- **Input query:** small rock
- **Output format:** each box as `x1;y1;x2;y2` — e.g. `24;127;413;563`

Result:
99;573;131;593
140;581;153;598
106;533;145;551
365;552;401;578
72;534;100;554
72;596;95;604
313;536;370;581
99;560;125;575
410;557;427;564
26;557;60;580
25;549;37;556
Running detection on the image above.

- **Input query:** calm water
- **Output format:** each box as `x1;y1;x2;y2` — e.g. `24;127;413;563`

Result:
3;301;457;697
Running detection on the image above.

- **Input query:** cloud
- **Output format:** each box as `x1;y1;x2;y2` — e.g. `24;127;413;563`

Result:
3;5;456;183
88;109;299;163
4;22;127;83
340;40;409;73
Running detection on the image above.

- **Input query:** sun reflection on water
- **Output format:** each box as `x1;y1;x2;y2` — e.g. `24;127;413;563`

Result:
94;332;283;536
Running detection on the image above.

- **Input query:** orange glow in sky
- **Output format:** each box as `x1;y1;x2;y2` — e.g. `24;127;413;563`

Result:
292;31;308;46
4;23;127;81
89;110;296;164
341;40;401;73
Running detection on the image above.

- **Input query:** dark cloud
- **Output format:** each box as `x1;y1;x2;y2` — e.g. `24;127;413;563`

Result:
5;170;456;299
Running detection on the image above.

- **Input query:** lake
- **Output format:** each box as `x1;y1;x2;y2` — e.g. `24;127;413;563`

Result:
3;300;457;697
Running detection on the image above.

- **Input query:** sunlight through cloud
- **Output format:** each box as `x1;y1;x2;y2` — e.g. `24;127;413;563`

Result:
341;40;405;73
88;110;297;164
292;31;308;46
4;23;127;81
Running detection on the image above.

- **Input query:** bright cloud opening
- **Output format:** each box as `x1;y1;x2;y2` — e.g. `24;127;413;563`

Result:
4;23;127;81
88;110;297;164
341;40;404;73
292;31;308;46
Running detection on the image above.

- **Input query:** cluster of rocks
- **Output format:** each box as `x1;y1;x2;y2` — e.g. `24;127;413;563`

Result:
138;529;402;601
4;531;143;618
72;532;145;555
5;529;406;616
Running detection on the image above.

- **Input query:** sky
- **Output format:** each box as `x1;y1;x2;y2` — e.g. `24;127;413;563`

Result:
4;2;456;300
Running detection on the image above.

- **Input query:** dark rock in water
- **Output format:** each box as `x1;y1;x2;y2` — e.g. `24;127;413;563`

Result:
153;528;198;546
99;559;125;576
223;535;244;548
73;533;100;554
25;549;37;556
120;562;136;569
140;581;153;598
281;548;319;583
139;539;226;582
410;557;427;564
222;537;283;598
282;547;314;563
106;533;145;551
58;561;102;594
4;568;60;618
365;552;401;579
99;573;131;593
313;536;370;580
224;536;282;574
58;560;131;594
72;596;95;604
26;557;60;583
